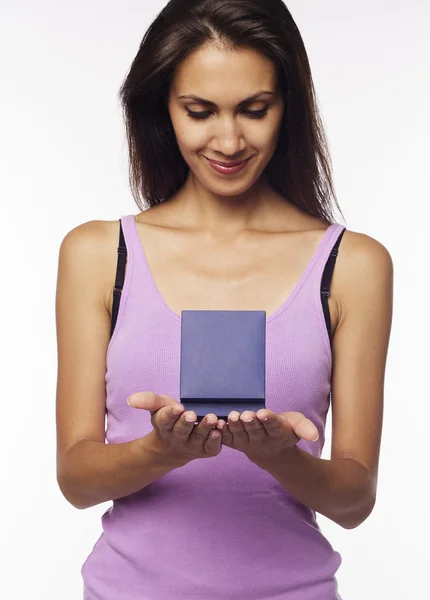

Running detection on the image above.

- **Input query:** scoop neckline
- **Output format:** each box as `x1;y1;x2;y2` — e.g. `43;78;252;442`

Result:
128;214;337;324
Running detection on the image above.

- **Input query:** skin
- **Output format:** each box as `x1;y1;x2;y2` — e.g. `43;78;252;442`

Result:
56;42;393;490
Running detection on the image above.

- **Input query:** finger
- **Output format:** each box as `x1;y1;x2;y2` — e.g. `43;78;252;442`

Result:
256;410;279;430
215;419;226;431
257;410;298;443
225;411;249;446
173;411;216;440
127;391;178;413
169;410;198;439
191;413;218;442
216;418;233;445
205;426;222;452
240;411;265;438
199;414;220;445
228;411;247;436
162;403;185;427
209;429;221;442
284;411;319;441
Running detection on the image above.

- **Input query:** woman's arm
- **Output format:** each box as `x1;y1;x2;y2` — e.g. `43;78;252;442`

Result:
59;433;182;510
255;444;376;529
255;231;394;529
55;222;183;510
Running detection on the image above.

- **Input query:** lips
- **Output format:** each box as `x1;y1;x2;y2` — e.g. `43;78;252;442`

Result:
205;157;249;166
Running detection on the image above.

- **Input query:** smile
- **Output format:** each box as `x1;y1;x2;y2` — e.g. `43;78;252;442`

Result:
204;156;253;175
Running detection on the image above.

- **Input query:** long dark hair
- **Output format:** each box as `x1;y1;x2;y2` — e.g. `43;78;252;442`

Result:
119;0;345;224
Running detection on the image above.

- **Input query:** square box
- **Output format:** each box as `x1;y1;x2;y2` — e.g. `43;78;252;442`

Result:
180;310;266;421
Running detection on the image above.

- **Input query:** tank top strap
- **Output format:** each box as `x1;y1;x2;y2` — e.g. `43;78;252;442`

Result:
119;214;142;263
316;223;346;275
308;222;347;298
109;215;137;339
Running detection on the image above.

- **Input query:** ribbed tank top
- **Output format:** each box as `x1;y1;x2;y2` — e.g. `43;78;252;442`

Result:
82;214;346;600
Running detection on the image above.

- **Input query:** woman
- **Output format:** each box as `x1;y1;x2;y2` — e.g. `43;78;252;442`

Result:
55;1;393;599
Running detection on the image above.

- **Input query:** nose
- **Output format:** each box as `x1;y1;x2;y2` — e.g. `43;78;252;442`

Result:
211;117;246;157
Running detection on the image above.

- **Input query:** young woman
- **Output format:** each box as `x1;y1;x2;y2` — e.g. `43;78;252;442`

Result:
55;1;393;598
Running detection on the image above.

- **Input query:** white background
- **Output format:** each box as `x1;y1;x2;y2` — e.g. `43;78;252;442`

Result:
1;1;429;598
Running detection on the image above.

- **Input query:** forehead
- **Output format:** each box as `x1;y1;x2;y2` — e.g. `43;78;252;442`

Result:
170;43;278;100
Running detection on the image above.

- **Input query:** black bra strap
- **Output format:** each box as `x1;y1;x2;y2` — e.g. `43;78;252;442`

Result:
110;220;127;339
321;228;346;347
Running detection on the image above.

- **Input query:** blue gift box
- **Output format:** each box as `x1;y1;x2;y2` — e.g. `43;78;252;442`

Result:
179;310;266;421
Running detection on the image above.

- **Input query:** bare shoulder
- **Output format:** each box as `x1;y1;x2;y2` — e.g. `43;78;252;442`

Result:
60;218;119;251
289;214;393;336
59;218;123;314
337;228;393;268
332;228;394;317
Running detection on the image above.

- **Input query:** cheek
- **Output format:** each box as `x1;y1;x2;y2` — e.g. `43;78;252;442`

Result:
169;113;204;152
175;127;207;155
248;126;281;152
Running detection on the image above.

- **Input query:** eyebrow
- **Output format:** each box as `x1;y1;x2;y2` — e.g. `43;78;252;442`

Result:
177;90;276;109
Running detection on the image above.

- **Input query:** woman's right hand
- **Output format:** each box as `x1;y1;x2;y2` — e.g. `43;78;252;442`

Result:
127;391;222;465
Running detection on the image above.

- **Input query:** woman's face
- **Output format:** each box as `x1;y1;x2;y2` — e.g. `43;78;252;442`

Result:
167;43;285;195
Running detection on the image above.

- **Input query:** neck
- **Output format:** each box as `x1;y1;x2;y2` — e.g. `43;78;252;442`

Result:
168;172;293;239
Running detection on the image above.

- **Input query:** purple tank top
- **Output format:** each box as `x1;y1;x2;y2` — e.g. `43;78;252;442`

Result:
82;214;346;600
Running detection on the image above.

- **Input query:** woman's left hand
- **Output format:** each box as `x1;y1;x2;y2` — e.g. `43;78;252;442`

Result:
216;410;319;466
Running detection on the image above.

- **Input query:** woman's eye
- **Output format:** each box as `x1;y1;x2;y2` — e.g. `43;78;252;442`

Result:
186;108;268;120
245;108;268;119
186;110;211;120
